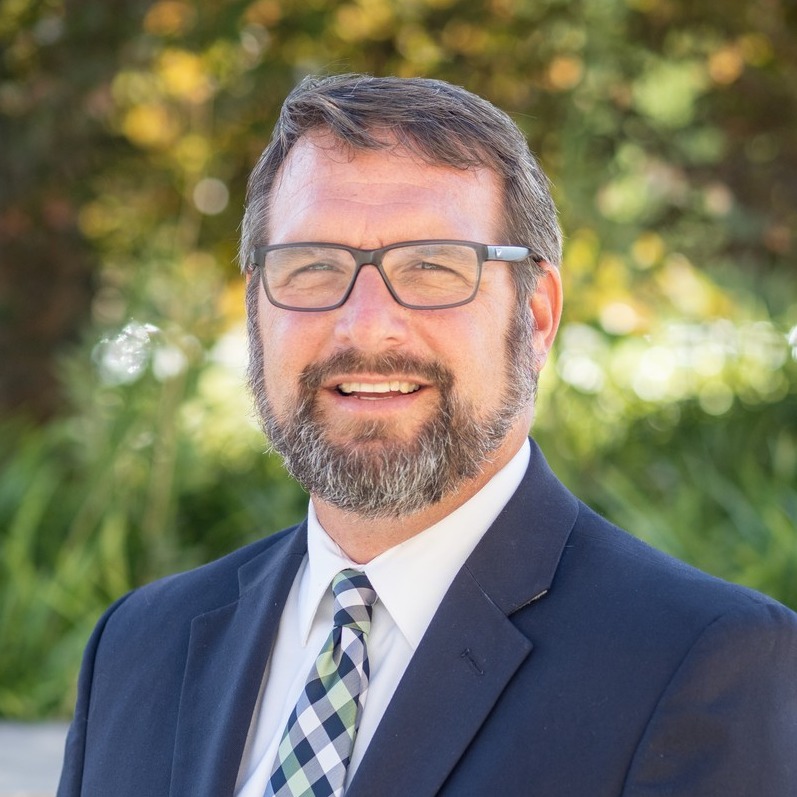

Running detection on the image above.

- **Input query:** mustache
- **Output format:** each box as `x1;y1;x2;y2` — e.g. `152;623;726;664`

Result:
298;348;454;392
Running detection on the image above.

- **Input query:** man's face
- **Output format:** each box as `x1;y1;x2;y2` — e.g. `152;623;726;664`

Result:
248;133;557;519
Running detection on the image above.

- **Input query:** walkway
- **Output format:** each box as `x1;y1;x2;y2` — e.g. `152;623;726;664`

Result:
0;722;68;797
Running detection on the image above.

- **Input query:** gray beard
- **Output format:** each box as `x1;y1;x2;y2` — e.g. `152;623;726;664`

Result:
248;303;538;520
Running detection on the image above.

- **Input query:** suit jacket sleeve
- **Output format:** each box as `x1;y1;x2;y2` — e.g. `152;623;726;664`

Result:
622;598;797;795
57;594;131;797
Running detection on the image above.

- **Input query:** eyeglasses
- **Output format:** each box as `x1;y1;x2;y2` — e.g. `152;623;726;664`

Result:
247;240;542;311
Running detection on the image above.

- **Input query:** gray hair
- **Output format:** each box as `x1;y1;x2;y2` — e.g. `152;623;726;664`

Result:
239;73;562;302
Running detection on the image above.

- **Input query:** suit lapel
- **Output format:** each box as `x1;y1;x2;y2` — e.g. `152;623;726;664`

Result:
348;441;579;797
169;525;307;797
346;568;533;797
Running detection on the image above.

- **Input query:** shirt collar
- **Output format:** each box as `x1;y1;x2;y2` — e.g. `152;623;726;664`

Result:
300;439;530;649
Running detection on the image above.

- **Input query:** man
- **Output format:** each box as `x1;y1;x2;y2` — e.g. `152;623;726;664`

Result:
58;74;797;797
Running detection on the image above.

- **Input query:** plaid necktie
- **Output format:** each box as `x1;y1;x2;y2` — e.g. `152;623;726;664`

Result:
265;569;377;797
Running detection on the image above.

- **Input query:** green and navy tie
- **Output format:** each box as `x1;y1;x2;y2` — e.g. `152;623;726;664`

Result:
265;569;377;797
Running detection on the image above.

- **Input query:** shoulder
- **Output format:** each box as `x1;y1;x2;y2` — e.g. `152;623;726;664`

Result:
511;498;797;791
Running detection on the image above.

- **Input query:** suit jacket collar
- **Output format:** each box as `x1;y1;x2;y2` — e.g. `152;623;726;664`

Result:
347;438;579;797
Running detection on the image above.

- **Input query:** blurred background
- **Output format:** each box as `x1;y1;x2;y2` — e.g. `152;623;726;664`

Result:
1;0;795;721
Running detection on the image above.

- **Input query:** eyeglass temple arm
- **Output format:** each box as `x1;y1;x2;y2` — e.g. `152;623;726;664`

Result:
486;245;543;263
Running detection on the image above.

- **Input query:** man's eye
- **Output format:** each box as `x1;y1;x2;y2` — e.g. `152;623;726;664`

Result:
418;260;448;270
292;261;341;275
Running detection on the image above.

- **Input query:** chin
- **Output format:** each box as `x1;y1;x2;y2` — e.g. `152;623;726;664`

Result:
318;403;431;440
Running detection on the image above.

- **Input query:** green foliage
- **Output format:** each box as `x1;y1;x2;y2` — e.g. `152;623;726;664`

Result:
0;343;307;717
1;0;796;718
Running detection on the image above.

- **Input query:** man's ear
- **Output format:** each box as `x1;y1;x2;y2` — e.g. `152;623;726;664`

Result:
529;261;563;369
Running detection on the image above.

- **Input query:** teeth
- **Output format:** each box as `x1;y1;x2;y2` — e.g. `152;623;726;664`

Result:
338;381;420;395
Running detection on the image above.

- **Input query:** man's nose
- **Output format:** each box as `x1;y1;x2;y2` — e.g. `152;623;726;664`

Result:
331;264;410;349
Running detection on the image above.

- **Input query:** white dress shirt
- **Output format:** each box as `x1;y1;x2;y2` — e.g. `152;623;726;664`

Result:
235;439;530;796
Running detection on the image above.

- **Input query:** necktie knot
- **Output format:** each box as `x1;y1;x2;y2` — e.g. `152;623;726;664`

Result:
332;569;376;634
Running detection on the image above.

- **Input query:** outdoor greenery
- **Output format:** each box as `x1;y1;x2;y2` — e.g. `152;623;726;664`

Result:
1;0;795;718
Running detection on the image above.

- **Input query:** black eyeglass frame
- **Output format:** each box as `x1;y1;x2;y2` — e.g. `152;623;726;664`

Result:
247;239;543;312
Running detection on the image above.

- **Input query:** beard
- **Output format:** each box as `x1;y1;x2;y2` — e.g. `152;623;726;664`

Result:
247;290;538;520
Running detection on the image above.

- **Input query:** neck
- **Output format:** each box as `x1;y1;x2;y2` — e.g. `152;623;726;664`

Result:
312;429;528;563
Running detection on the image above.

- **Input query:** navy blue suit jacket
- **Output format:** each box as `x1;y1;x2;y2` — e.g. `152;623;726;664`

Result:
58;440;797;796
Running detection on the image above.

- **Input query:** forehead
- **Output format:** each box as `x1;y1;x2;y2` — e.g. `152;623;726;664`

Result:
267;132;504;245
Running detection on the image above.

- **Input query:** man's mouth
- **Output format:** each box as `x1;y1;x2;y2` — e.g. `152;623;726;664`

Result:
337;380;422;397
300;349;451;397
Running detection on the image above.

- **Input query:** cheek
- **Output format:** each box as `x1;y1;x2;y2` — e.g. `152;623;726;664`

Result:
259;310;329;382
439;315;511;393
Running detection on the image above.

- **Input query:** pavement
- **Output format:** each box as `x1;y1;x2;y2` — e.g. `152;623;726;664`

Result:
0;722;68;797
